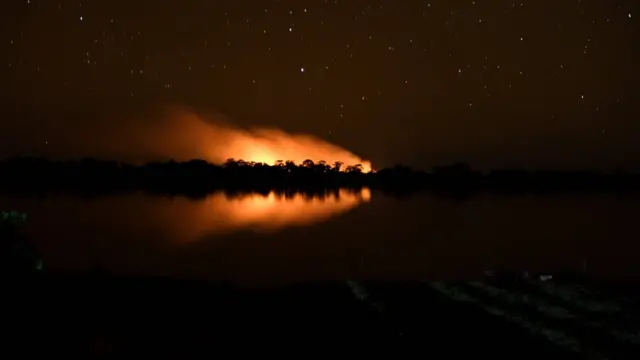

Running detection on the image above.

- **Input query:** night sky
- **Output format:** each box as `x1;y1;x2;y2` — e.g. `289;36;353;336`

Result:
1;0;639;170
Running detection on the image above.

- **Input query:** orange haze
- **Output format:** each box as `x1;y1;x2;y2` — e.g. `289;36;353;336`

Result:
129;107;373;172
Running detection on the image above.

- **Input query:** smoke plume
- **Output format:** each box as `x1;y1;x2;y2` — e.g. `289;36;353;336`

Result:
93;105;372;171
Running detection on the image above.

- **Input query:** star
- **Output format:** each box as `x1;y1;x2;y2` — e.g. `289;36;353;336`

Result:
1;0;635;172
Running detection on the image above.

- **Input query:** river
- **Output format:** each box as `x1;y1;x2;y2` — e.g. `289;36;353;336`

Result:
2;190;639;285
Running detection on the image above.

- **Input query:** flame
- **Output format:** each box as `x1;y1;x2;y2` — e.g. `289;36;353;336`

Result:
26;105;373;172
214;127;374;172
152;107;373;172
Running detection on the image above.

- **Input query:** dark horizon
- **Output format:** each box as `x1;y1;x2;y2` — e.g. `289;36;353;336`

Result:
2;156;640;200
4;154;640;174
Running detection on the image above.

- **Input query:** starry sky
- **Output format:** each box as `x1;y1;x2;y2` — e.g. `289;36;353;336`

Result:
1;0;639;170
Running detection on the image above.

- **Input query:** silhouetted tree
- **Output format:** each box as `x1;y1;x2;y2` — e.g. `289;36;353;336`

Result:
224;158;237;169
345;164;363;174
302;159;315;168
315;160;329;173
285;160;296;172
332;161;343;173
252;162;266;170
0;156;636;198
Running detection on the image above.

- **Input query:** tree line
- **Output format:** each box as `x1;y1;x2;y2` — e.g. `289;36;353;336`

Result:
0;157;638;197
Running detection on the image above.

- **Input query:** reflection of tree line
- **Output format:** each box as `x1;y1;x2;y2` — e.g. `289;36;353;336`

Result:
0;157;639;197
222;187;367;201
225;158;365;174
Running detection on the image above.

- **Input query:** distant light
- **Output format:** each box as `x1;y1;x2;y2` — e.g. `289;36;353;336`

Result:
79;16;83;21
300;67;305;72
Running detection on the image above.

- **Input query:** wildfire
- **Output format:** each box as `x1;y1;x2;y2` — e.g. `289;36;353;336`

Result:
156;107;373;172
32;105;373;172
215;127;374;172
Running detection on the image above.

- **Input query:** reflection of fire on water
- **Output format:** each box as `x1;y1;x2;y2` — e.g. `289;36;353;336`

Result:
1;188;372;252
185;188;371;239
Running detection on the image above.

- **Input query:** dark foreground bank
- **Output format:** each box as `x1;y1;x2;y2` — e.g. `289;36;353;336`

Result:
3;273;639;358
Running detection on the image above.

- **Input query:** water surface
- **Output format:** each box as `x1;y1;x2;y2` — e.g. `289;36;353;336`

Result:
2;190;639;285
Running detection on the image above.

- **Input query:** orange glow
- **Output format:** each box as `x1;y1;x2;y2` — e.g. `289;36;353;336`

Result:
150;107;373;172
17;188;372;245
185;188;372;239
214;127;374;172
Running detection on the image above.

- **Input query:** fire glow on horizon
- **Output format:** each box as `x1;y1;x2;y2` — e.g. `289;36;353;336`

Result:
156;107;374;172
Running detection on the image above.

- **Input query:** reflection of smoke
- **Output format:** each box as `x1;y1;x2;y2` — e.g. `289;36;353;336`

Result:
191;188;372;238
124;106;373;172
10;188;371;246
